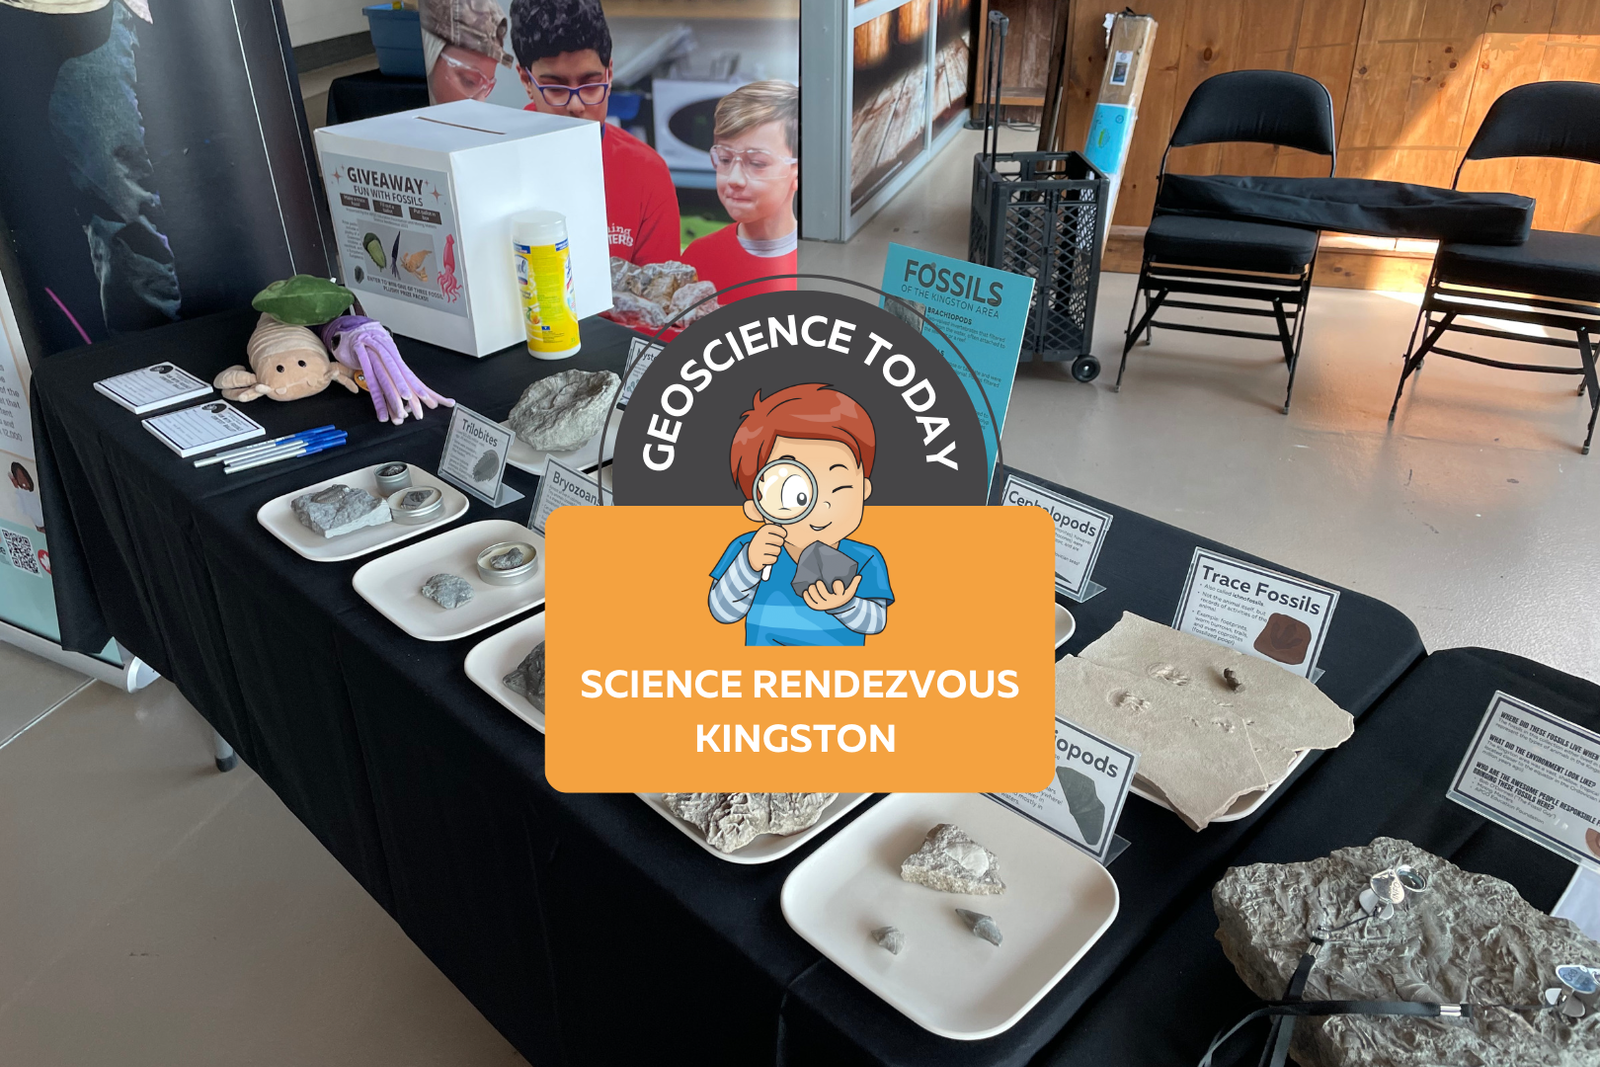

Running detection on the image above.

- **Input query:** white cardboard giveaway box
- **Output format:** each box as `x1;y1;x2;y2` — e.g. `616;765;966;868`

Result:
314;100;610;357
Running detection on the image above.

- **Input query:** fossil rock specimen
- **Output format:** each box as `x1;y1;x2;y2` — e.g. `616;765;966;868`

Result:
1060;613;1353;829
502;643;545;710
291;484;390;538
660;792;836;853
901;823;1006;895
421;573;474;609
507;369;621;452
490;545;529;570
1214;837;1600;1067
873;926;905;955
957;909;1003;946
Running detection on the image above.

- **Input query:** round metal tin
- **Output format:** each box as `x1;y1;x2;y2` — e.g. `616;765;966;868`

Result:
388;485;444;525
374;462;413;495
476;540;538;586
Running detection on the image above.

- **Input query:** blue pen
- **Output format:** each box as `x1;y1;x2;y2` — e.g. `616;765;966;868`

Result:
223;436;348;474
196;424;339;467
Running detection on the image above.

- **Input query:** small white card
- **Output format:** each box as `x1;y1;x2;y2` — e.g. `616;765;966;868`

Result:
1449;691;1600;871
95;362;212;414
1173;548;1338;681
987;718;1138;866
528;456;611;536
141;400;264;458
617;336;662;409
998;473;1111;602
1555;866;1600;939
439;405;523;507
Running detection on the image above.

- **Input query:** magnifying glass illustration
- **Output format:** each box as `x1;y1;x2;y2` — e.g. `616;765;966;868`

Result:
751;457;818;580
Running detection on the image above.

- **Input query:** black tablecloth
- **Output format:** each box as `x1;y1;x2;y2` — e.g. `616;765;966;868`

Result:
1038;646;1592;1067
324;70;429;127
32;310;1425;1066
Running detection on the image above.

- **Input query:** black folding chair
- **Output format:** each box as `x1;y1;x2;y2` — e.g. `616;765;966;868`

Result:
1116;70;1336;413
1388;81;1600;454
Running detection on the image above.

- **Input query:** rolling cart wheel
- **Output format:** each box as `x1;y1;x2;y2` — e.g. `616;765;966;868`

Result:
1070;355;1100;383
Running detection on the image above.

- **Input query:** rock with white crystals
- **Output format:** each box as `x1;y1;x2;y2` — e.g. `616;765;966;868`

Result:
957;909;1003;946
873;926;905;955
507;369;621;452
1214;837;1600;1067
900;823;1006;895
659;792;836;853
291;484;390;538
502;644;545;711
421;573;474;609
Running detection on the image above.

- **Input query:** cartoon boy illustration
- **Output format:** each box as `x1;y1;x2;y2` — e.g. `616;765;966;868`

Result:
708;384;892;646
682;79;799;302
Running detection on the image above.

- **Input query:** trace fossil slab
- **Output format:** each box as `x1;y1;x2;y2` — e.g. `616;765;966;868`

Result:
660;792;836;853
291;484;389;538
1060;612;1353;829
1214;837;1600;1067
901;823;1006;895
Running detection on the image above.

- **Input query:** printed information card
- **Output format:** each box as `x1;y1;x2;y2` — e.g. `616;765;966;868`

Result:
988;718;1138;866
439;405;522;507
617;337;662;409
1173;548;1338;682
1449;691;1600;871
997;472;1111;602
94;362;211;414
529;457;611;536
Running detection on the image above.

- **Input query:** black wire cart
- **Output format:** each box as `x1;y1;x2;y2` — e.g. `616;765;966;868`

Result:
968;10;1107;382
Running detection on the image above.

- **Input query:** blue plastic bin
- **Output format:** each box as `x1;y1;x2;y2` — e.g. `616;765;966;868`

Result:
364;4;424;78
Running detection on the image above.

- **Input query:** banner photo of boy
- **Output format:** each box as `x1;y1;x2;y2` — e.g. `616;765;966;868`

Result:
682;79;797;303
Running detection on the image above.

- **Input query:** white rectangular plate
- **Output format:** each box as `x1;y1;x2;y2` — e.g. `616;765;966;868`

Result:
464;612;547;731
781;792;1119;1040
351;519;545;641
1129;746;1310;823
503;419;619;475
256;463;468;562
638;793;873;866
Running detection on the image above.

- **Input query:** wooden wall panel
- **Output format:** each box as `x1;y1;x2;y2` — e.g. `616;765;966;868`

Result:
1045;0;1600;283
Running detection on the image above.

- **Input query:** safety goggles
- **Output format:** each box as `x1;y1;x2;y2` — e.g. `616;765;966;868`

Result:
708;145;798;179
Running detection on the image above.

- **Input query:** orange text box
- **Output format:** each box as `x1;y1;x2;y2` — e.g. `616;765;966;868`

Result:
545;505;1057;793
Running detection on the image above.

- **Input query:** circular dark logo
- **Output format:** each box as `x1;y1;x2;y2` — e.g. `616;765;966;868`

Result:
612;290;990;506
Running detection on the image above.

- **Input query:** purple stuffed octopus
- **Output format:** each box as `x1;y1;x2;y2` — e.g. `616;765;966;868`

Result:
320;315;455;425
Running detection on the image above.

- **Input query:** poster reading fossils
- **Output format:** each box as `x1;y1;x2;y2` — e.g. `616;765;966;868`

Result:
1172;548;1338;681
321;153;467;318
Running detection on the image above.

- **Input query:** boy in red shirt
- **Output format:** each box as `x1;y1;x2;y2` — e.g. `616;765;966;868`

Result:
683;80;799;302
508;0;680;266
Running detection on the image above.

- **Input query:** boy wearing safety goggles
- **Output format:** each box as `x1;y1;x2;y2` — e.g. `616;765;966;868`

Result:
709;384;893;646
508;0;680;267
682;79;799;303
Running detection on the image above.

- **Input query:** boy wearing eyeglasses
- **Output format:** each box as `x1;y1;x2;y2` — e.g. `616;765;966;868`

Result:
508;0;680;268
682;80;799;303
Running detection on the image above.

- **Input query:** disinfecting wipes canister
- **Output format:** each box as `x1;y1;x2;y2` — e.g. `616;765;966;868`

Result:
512;209;581;359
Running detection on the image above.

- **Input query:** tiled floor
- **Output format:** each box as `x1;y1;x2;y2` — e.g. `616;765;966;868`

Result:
6;123;1600;1063
0;649;524;1066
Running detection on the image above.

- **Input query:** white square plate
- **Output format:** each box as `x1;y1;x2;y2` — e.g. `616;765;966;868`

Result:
503;419;619;475
781;792;1119;1040
256;463;468;562
351;519;545;641
464;612;547;731
637;793;873;865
